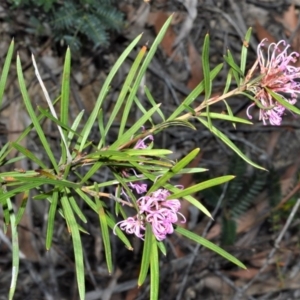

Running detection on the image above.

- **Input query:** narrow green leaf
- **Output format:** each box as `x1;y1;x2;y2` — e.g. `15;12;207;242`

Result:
223;69;233;95
266;88;300;115
202;34;212;130
240;28;252;75
3;156;26;166
134;95;155;127
68;110;84;146
202;34;212;100
15;191;28;225
148;148;200;193
7;197;19;300
198;117;266;170
150;233;159;300
0;142;9;164
155;119;196;131
240;92;272;110
37;107;77;136
17;55;58;172
4;96;60;155
110;45;147;138
46;191;58;250
222;100;237;129
97;109;105;149
0;182;43;205
176;226;246;269
200;112;252;124
157;241;166;256
122;149;172;156
224;50;243;76
168;63;223;120
2;200;10;226
145;86;165;122
60;47;71;163
169;175;234;199
10;176;79;189
0;170;38;179
110;105;160;149
61;194;85;300
79;34;142;151
80;161;103;184
11;142;47;169
95;194;112;274
74;188;97;212
0;39;14;108
67;188;87;223
60;47;71;126
138;224;152;286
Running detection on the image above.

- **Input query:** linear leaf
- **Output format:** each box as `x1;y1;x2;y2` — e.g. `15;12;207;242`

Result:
202;34;212;100
37;107;77;135
199;112;252;124
266;88;300;115
68;110;85;146
46;191;59;250
110;105;160;149
11;142;47;169
60;47;71;163
198;117;266;170
169;175;234;199
145;86;165;122
94;183;112;274
138;224;152;286
224;50;243;76
240;28;252;75
17;56;58;172
10;176;79;189
157;241;166;256
176;226;246;269
7;197;19;300
0;182;43;205
148;148;200;193
0;39;14;108
115;45;147;138
168;63;223;120
15;190;28;225
67;187;87;223
150;233;159;300
61;194;85;300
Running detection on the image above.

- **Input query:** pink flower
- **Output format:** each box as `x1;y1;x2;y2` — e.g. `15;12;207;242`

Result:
114;216;145;239
134;135;154;149
246;39;300;125
128;182;148;194
114;188;186;241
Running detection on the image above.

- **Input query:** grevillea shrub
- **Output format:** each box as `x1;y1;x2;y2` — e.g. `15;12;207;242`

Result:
1;16;300;300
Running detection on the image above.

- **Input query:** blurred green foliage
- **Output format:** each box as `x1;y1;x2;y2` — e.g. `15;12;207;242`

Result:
8;0;124;52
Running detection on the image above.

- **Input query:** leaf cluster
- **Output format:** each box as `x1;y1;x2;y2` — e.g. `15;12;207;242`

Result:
5;16;298;300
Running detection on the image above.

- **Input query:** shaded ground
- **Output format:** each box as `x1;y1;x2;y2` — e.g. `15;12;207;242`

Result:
1;0;300;299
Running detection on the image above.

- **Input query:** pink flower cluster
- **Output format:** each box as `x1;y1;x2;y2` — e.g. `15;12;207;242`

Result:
115;188;185;241
247;39;300;125
114;131;185;241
